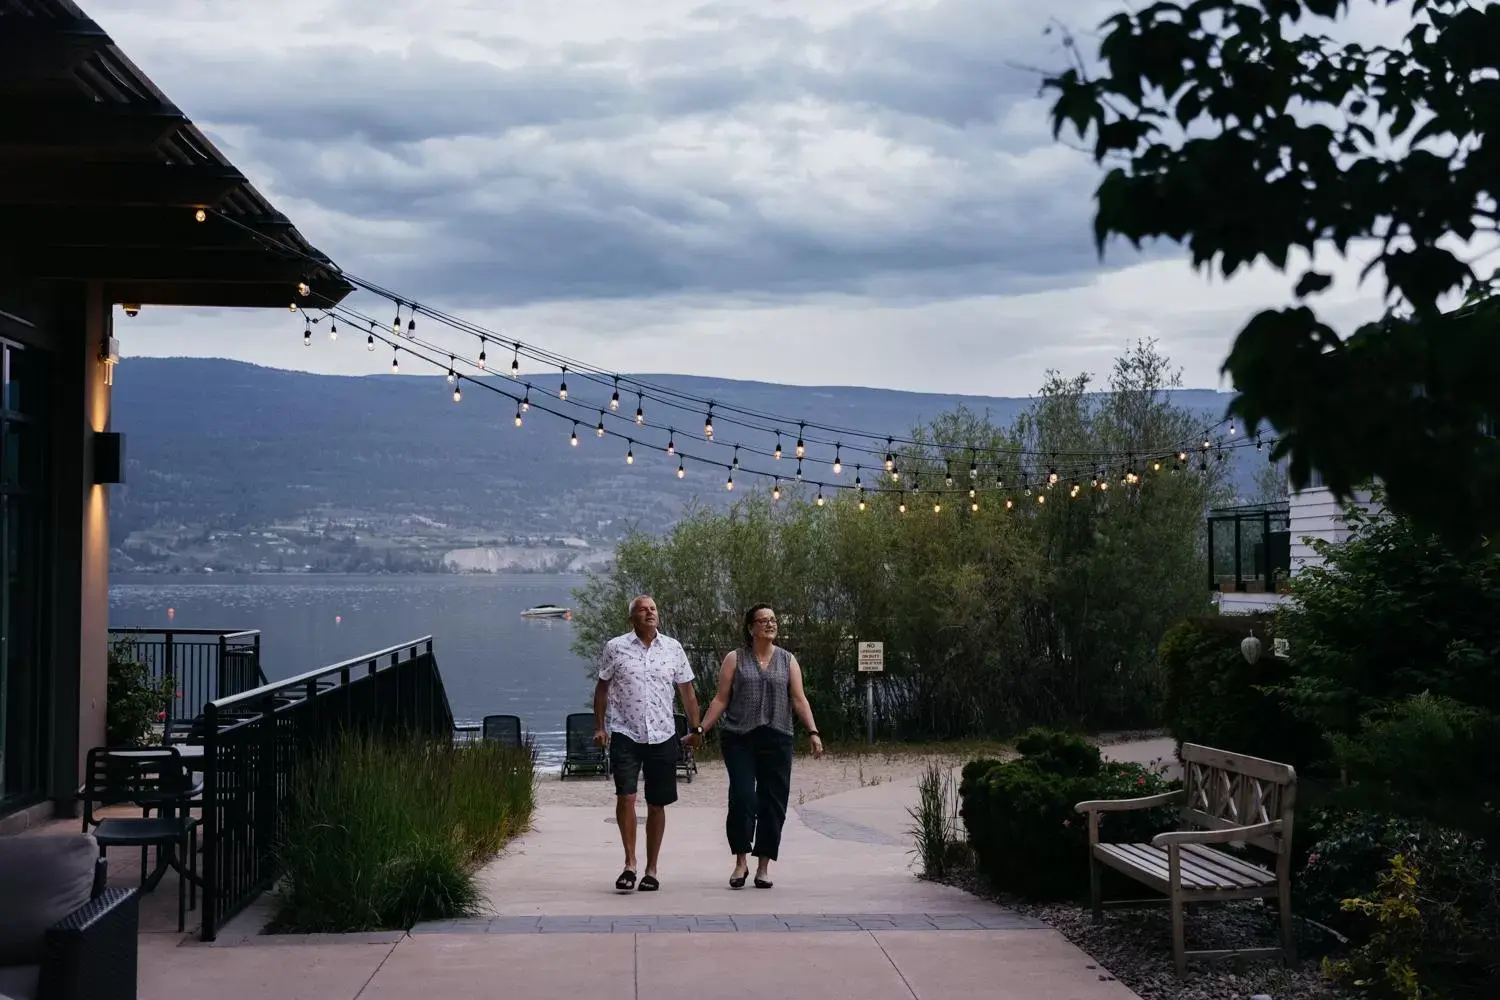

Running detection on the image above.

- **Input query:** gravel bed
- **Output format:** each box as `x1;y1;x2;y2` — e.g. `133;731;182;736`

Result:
939;866;1356;1000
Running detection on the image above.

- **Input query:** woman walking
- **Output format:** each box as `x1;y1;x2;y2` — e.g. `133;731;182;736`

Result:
699;604;823;889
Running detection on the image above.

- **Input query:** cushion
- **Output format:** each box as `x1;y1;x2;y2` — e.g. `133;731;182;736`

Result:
0;963;40;1000
0;834;98;965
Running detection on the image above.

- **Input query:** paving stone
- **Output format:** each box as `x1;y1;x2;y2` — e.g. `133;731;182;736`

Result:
488;916;543;933
926;915;982;930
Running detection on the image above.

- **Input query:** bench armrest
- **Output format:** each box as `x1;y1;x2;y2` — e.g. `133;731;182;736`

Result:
40;887;140;1000
1152;819;1283;847
1075;789;1184;814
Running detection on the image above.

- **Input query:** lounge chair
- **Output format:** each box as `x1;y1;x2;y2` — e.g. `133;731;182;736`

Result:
560;712;608;780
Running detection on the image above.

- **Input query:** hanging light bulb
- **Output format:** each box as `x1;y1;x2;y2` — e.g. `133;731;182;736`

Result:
885;439;894;472
559;366;568;400
390;348;399;373
898;494;907;514
677;460;685;479
970;457;978;479
732;446;740;471
833;445;842;475
392;304;401;335
521;389;530;412
1047;467;1058;485
302;316;311;347
1178;450;1188;462
1071;484;1081;498
635;393;644;426
610;379;620;411
945;460;954;487
510;343;520;378
969;486;976;499
406;311;416;338
890;462;900;482
1037;493;1046;504
452;381;462;403
795;459;803;482
971;501;979;513
772;481;782;501
725;473;734;491
366;321;375;351
795;423;805;459
596;412;606;437
666;430;676;456
514;405;523;427
1229;420;1237;436
289;302;297;312
478;337;487;369
297;281;310;298
854;467;863;490
774;434;783;460
625;440;634;465
570;422;579;447
933;501;942;514
447;356;457;384
858;497;867;511
328;318;337;342
816;491;825;507
1152;460;1162;472
194;208;207;223
704;406;714;439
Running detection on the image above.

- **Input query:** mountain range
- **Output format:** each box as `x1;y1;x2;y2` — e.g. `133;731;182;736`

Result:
107;358;1260;573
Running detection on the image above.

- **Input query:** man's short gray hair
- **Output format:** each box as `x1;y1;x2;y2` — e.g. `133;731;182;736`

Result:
628;594;654;616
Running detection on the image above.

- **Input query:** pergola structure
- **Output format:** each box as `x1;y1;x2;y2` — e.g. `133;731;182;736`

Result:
0;0;350;827
0;0;352;308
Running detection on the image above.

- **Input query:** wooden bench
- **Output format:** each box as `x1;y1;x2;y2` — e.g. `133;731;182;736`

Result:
1074;743;1297;975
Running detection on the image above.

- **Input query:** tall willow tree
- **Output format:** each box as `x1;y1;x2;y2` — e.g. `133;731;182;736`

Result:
572;341;1220;739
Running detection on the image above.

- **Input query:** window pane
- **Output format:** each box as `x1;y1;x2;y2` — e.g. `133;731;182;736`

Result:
3;346;44;416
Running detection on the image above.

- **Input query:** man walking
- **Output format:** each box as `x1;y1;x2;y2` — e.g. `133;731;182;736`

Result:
594;594;702;891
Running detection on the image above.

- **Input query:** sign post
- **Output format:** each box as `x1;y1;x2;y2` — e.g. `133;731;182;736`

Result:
857;641;884;745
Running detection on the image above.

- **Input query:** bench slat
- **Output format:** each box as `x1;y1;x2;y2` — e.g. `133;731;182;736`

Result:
1097;842;1276;891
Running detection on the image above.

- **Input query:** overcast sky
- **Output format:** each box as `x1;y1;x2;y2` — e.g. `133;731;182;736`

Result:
96;0;1425;397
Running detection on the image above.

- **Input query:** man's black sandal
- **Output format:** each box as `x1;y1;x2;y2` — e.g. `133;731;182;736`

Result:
615;869;637;891
637;874;660;892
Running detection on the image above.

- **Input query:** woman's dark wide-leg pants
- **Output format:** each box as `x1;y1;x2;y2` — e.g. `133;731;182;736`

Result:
721;725;794;860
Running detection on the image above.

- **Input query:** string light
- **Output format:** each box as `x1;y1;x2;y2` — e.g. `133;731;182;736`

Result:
705;406;714;439
514;404;523;427
816;490;826;506
610;378;620;411
478;337;487;369
796;423;806;459
772;481;782;501
392;304;402;336
833;445;843;475
596;412;606;437
933;500;942;513
511;343;520;378
732;446;741;471
795;459;803;481
302;315;311;347
858;496;867;511
390;347;399;373
407;309;416;338
367;321;375;351
452;380;462;403
194;208;207;223
521;388;531;412
298;281;310;298
677;459;685;479
626;440;634;465
559;367;568;401
971;500;979;512
774;434;783;460
667;430;676;455
447;356;457;384
898;494;907;514
854;467;863;490
725;472;734;491
885;439;895;472
328;318;337;342
570;422;579;447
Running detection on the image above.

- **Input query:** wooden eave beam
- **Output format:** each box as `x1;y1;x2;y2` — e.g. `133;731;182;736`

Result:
0;15;110;87
16;245;325;285
0;96;186;154
102;276;355;310
0;205;296;251
0;161;245;208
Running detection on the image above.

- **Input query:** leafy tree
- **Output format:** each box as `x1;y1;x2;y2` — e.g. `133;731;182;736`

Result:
1044;0;1500;550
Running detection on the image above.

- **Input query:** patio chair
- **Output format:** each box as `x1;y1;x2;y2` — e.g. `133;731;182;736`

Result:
675;713;698;783
481;714;523;748
560;712;608;780
0;833;139;1000
80;746;201;933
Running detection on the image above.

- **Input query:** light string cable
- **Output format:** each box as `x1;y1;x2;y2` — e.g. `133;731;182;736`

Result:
314;303;1280;504
213;209;1247;470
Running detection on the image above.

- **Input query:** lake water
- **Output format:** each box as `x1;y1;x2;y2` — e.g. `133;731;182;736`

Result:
108;573;597;767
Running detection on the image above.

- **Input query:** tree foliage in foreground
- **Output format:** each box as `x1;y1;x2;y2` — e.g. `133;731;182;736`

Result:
1044;0;1500;550
572;342;1225;740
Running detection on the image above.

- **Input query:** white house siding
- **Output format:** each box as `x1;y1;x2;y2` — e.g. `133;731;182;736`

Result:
1288;486;1379;574
1215;590;1285;613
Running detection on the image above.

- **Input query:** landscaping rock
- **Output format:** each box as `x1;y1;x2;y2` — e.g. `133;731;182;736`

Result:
938;867;1355;1000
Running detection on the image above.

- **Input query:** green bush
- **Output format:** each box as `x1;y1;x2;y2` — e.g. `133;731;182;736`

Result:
1158;615;1325;770
273;732;536;932
958;730;1180;900
106;639;172;747
1301;808;1500;998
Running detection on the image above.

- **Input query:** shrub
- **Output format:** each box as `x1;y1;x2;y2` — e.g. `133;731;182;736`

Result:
958;730;1179;900
106;639;172;747
1299;808;1500;997
908;761;960;879
273;731;536;932
1158;615;1325;770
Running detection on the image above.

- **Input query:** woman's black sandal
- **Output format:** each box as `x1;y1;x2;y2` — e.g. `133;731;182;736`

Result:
615;869;637;891
729;867;748;889
637;874;660;892
754;875;773;889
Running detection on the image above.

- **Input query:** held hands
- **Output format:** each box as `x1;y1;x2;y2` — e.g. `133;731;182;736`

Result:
810;734;824;759
684;731;703;750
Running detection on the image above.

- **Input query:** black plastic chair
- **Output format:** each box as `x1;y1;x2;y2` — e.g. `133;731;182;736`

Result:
80;746;201;932
560;712;608;780
674;713;698;783
481;714;523;747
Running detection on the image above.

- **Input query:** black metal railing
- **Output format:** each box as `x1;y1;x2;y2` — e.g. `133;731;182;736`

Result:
196;636;453;941
1206;502;1291;594
108;628;266;723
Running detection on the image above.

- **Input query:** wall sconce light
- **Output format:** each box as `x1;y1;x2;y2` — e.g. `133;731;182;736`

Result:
100;334;119;386
122;304;141;318
93;431;126;485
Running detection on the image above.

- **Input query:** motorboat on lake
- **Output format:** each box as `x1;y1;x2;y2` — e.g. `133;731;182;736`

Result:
521;604;572;620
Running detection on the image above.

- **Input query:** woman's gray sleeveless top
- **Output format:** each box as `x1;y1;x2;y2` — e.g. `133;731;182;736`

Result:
721;644;795;736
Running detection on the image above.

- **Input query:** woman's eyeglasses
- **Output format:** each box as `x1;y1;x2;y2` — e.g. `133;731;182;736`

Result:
753;617;777;627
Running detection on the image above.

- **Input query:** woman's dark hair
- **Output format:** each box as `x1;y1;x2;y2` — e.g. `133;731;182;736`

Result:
741;604;775;647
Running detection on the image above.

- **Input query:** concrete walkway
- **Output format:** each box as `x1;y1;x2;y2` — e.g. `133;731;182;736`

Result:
128;738;1179;1000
